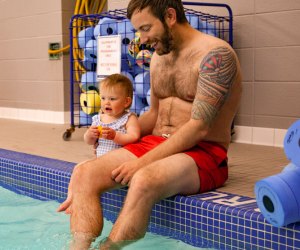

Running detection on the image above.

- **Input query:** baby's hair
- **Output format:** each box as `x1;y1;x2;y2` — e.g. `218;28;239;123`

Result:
100;73;134;107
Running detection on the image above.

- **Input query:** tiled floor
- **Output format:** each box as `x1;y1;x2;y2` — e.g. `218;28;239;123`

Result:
0;118;289;198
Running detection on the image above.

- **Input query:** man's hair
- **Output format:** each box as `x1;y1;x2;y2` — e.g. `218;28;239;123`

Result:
100;74;133;101
127;0;187;24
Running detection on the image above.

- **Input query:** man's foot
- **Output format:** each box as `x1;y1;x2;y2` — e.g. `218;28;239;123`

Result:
99;237;121;250
70;232;95;250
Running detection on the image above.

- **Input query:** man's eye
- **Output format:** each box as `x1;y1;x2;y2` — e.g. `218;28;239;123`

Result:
141;26;151;32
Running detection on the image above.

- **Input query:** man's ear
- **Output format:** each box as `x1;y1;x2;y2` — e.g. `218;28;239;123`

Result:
165;8;177;26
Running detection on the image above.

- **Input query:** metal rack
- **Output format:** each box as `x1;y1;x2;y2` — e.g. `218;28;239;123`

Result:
63;2;233;140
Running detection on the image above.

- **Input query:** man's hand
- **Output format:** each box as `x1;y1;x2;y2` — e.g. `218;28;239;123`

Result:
111;159;142;186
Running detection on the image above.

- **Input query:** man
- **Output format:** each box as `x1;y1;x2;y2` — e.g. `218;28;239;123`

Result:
58;0;242;248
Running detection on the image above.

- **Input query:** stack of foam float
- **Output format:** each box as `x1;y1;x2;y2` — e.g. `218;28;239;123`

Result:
77;17;153;124
255;119;300;227
76;14;218;126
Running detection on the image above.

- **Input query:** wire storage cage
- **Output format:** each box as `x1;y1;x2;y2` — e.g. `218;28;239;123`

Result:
63;2;233;140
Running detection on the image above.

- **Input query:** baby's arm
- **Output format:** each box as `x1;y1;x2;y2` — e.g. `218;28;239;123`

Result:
84;125;100;145
116;114;140;145
102;114;141;145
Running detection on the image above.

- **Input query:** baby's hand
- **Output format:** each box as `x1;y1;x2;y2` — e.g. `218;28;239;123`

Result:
87;126;100;140
101;127;116;140
93;141;99;156
97;126;102;137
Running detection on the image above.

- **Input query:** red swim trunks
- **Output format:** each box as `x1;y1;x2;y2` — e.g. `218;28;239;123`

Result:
123;135;228;193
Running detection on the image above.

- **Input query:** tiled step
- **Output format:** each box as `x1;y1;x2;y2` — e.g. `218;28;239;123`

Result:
0;148;299;249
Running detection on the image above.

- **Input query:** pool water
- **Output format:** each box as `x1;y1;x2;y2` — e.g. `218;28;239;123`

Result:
0;187;210;250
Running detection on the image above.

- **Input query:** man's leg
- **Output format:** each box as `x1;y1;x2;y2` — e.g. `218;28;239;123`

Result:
103;153;200;247
58;148;137;249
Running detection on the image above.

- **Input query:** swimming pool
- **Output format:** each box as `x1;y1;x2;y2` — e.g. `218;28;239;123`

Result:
0;186;206;249
0;148;299;249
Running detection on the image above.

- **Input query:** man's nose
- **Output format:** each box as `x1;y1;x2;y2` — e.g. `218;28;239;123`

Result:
139;34;149;44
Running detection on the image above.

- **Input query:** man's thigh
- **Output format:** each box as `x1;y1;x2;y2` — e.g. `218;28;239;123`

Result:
79;148;137;192
137;153;200;199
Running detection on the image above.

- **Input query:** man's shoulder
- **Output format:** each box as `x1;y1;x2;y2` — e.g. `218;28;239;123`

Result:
200;33;231;51
181;32;232;60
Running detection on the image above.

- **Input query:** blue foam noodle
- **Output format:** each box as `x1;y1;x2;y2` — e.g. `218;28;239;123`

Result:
80;72;98;92
121;58;130;71
94;17;119;38
282;162;299;173
185;14;203;30
100;17;118;36
81;71;97;84
78;27;95;48
255;165;300;227
200;20;218;37
117;19;134;34
132;64;144;75
284;120;300;166
117;20;135;59
130;95;146;115
121;71;134;85
84;39;97;61
139;106;150;116
82;57;97;71
146;88;151;106
94;23;101;38
134;72;150;98
79;110;93;125
121;33;135;59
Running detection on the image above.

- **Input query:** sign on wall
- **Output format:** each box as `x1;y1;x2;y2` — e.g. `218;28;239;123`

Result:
97;35;121;80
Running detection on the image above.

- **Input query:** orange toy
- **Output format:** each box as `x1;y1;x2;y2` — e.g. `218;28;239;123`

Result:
97;126;102;137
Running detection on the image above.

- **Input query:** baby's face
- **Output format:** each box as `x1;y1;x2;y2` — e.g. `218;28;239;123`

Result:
100;85;130;118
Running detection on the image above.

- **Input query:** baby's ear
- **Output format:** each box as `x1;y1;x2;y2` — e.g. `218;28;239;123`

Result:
125;97;132;108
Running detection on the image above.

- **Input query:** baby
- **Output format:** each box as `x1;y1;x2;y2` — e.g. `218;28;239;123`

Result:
84;73;141;157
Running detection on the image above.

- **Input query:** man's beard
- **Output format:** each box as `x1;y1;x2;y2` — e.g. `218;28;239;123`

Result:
156;23;173;55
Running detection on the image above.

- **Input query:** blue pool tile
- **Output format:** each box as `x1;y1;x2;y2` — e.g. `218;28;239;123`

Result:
2;148;300;249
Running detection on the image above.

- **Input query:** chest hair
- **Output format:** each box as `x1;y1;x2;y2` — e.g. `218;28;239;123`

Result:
152;50;201;102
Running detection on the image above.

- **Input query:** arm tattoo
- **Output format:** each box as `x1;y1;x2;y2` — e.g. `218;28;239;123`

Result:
191;46;237;125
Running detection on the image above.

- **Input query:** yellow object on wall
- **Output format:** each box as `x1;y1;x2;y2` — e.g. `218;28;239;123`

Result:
47;0;107;66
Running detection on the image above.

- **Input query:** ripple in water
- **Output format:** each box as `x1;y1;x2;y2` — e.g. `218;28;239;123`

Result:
0;187;210;250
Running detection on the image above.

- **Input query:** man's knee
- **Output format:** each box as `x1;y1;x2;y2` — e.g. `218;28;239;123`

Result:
73;161;91;178
129;167;161;201
72;160;98;192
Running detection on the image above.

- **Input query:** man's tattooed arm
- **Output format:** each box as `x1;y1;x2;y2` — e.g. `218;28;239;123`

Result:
191;46;237;125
